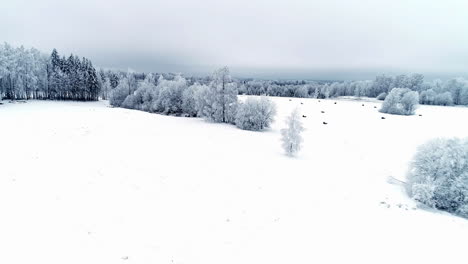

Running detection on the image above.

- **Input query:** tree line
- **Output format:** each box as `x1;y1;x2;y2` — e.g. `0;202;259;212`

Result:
0;43;100;101
2;42;468;107
237;74;468;106
109;67;277;132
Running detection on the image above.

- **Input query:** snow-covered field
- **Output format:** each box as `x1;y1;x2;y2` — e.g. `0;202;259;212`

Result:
1;97;467;264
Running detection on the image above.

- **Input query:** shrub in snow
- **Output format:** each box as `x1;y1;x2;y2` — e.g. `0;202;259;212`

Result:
380;88;419;115
235;97;277;131
109;78;131;107
407;138;468;217
281;108;304;156
376;92;387;100
194;67;238;124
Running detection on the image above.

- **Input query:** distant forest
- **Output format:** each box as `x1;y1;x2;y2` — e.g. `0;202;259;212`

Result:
1;42;468;106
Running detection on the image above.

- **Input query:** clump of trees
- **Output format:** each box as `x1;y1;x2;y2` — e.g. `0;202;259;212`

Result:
109;67;277;132
407;138;468;218
49;49;100;101
0;43;100;101
380;88;419;115
281;108;304;156
0;43;48;100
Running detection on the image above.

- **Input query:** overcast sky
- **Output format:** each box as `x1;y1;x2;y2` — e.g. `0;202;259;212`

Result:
2;0;468;80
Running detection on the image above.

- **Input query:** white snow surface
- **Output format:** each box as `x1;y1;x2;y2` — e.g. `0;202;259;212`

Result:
1;97;467;264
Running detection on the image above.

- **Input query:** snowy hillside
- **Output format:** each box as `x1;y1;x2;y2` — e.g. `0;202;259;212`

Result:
1;97;467;264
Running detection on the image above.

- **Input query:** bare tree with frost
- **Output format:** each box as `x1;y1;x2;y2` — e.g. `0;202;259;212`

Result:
281;108;304;156
194;67;238;123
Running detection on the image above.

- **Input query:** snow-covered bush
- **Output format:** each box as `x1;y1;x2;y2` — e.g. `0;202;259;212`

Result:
380;88;419;115
376;92;387;100
109;77;131;107
281;108;304;156
407;138;468;217
235;97;276;131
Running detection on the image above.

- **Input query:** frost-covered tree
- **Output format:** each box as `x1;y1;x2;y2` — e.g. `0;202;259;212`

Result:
407;73;425;92
281;108;304;156
419;89;436;105
380;88;419;115
322;84;330;99
294;86;309;98
354;84;364;98
313;86;320;99
372;74;394;97
98;69;111;100
444;78;468;105
108;71;120;89
195;67;238;123
400;90;419;115
101;76;112;100
266;84;282;97
407;138;468;218
109;77;130;107
182;84;201;117
380;88;403;114
154;75;187;114
235;97;276;131
133;73;158;112
194;83;213;117
434;92;453;106
0;43;48;100
212;67;238;123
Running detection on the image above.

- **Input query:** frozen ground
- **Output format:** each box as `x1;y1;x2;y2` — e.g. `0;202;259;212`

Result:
1;97;467;264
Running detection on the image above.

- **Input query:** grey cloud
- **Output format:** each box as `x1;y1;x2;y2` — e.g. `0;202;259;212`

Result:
2;0;468;80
